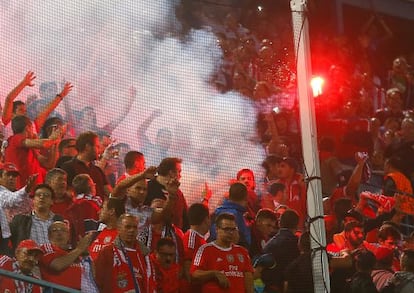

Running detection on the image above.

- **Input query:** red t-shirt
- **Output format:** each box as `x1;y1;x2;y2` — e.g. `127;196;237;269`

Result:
191;242;253;293
150;253;181;293
183;229;206;261
89;227;118;260
181;229;206;293
39;243;82;289
51;198;73;220
0;255;42;292
4;133;45;188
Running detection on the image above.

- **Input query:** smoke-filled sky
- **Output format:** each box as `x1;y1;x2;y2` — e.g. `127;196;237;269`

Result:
0;1;265;207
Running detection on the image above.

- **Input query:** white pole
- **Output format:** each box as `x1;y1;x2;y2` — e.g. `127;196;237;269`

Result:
290;0;331;292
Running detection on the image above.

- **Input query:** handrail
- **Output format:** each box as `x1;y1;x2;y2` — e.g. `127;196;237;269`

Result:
0;268;80;293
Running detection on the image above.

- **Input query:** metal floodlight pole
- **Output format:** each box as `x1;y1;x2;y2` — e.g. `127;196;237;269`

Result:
290;0;331;292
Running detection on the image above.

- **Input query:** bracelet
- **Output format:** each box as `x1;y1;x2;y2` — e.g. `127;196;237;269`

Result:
57;94;63;99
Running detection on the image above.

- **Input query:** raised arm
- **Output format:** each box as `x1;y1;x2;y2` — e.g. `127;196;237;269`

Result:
103;86;136;134
136;109;162;149
345;152;369;199
2;71;36;125
111;166;157;198
49;233;93;271
34;82;73;131
32;127;63;169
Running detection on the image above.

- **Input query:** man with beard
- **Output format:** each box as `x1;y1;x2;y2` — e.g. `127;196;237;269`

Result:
62;131;112;200
144;157;189;231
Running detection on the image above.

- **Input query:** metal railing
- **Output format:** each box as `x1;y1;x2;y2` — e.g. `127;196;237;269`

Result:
0;269;80;293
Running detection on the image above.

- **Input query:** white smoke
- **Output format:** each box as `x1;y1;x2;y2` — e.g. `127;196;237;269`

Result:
0;1;265;208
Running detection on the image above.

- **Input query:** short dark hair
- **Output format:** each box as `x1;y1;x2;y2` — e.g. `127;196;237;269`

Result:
228;183;247;202
256;208;277;222
279;209;299;229
58;138;77;153
47;221;69;236
106;197;125;218
40;117;63;138
188;203;209;225
12;101;25;114
33;183;55;199
157;157;182;176
378;224;401;242
11;116;31;134
215;212;236;227
156;237;176;251
124;151;144;169
72;174;92;194
117;213;138;227
354;249;376;272
344;221;364;232
45;168;67;184
76;131;98;152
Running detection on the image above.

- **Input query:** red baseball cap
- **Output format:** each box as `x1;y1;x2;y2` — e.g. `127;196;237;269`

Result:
0;162;20;175
16;239;43;253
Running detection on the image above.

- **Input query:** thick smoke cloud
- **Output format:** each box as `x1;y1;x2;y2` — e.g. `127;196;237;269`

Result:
0;1;265;207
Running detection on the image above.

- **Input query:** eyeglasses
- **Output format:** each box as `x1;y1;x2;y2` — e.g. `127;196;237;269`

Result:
219;226;238;233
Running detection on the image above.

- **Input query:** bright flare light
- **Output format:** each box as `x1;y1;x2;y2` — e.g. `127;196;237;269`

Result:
310;76;324;97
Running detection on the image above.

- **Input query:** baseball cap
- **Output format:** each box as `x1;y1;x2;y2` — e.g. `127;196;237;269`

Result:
16;239;43;253
0;162;20;175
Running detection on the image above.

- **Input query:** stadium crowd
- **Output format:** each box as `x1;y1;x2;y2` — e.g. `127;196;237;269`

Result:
0;1;414;293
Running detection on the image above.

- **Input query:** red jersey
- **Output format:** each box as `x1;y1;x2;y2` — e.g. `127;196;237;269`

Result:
89;227;118;260
150;253;181;293
191;242;253;293
4;133;45;188
0;255;42;292
94;242;155;293
51;197;73;220
181;229;206;293
276;174;307;227
39;243;82;289
183;229;206;261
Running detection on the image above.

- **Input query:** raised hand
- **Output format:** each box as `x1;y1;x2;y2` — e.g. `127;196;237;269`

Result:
202;182;212;201
77;232;94;252
25;174;39;193
143;166;157;180
22;71;36;87
165;178;180;196
58;82;73;98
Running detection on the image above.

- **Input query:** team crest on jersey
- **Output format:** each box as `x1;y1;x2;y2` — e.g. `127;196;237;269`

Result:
226;254;234;263
237;253;244;263
104;236;112;244
117;272;128;288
